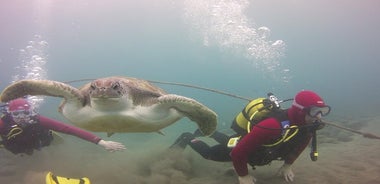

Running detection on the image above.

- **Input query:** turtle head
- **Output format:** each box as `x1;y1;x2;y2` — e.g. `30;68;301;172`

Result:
89;79;125;99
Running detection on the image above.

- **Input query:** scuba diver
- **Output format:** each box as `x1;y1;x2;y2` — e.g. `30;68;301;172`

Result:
0;98;126;155
170;90;331;184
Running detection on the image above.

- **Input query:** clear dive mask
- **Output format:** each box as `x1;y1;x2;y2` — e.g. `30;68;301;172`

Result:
305;106;331;117
9;109;35;124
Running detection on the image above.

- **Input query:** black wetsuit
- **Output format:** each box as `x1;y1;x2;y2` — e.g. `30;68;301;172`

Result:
171;131;233;162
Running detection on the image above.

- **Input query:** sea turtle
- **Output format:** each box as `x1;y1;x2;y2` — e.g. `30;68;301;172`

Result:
0;76;217;136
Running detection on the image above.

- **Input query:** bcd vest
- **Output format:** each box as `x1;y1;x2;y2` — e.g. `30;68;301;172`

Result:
0;115;53;155
228;96;321;167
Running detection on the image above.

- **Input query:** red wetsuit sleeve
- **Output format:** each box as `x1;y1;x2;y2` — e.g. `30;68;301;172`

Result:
37;115;102;144
284;132;313;164
0;119;4;131
230;118;282;176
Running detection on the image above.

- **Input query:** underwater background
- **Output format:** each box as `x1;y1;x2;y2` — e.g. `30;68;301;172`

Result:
1;0;379;183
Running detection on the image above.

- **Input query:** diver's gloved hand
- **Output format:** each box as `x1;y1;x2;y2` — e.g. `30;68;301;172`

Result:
277;163;294;182
238;174;256;184
98;140;126;152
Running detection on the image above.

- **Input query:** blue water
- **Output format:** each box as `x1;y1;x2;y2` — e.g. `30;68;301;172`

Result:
1;0;379;183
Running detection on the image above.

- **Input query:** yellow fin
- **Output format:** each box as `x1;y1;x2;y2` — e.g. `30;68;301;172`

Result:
46;171;91;184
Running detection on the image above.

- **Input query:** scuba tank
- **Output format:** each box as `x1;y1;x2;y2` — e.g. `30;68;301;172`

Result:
231;92;291;135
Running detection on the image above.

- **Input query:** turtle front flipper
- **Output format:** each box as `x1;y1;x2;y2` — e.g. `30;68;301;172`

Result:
157;94;217;136
0;79;84;104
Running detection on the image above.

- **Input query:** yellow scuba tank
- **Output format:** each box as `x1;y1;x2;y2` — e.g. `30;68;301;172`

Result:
234;97;273;132
228;97;273;148
45;172;91;184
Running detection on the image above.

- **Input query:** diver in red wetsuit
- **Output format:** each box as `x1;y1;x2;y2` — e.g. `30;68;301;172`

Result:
232;90;330;184
0;98;126;155
170;90;330;184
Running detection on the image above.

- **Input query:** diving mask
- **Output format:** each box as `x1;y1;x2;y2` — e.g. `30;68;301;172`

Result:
305;106;331;117
10;110;35;124
10;109;32;118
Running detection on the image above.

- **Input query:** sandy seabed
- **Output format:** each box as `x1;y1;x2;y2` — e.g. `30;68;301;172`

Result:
1;116;379;184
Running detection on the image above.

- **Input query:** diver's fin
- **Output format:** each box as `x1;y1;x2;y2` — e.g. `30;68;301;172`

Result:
46;171;91;184
169;132;195;149
107;132;114;137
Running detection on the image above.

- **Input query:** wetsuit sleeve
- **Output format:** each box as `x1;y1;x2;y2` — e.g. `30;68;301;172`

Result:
37;115;102;144
230;118;282;176
284;133;313;164
0;119;4;130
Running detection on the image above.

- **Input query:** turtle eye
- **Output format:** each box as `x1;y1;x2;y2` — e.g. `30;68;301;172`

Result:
112;82;121;90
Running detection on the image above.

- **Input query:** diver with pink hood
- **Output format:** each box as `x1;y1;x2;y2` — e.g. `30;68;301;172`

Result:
233;90;330;184
0;98;126;155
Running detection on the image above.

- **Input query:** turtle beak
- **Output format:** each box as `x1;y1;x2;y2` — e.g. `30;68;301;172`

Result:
90;80;123;98
90;88;123;99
